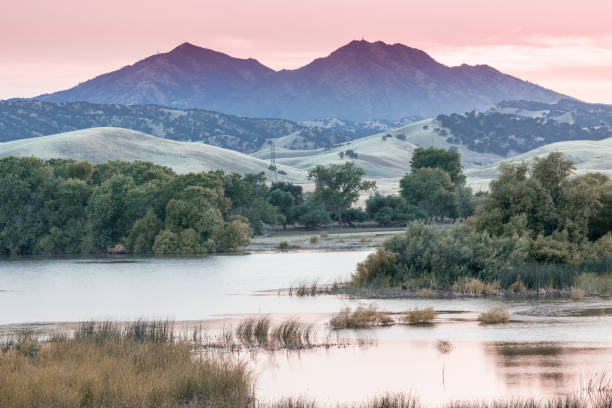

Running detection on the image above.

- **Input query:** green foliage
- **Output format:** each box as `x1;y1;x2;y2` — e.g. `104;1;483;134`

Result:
410;147;465;185
0;157;258;256
365;193;426;226
473;153;609;253
295;201;331;230
308;162;375;224
400;168;458;219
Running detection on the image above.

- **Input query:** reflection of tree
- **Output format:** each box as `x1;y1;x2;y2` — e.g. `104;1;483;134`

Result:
436;340;454;386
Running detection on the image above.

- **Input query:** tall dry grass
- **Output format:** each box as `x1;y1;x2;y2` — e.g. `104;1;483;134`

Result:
330;304;394;329
0;320;252;408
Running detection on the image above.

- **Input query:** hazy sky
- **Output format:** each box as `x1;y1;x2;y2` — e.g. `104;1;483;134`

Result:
2;0;611;103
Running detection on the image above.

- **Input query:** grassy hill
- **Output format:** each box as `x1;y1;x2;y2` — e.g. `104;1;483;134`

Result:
0;127;307;181
255;119;503;178
466;137;612;191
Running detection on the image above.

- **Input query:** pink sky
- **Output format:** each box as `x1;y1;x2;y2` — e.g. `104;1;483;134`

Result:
1;0;611;103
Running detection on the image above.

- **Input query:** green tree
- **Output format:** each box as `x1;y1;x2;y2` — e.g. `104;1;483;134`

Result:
308;162;375;224
411;147;466;185
66;160;94;181
125;209;163;254
400;168;457;220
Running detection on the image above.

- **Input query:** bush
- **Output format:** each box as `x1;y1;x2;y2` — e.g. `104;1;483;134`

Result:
404;307;436;324
309;235;320;244
352;249;396;286
330;304;393;329
478;307;510;324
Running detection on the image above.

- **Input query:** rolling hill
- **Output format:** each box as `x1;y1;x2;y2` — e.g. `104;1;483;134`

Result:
0;127;306;180
254;119;504;178
466;137;612;191
35;40;567;121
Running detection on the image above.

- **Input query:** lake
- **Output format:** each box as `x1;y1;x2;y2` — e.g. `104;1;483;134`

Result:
1;250;612;405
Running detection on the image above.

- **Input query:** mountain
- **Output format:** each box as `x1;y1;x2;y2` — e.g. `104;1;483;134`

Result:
0;100;349;153
35;40;567;121
0;127;306;180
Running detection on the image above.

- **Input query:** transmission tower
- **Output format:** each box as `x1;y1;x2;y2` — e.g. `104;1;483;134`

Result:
268;141;277;181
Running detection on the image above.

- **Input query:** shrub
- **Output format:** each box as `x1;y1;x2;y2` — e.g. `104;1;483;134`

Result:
478;307;510;324
404;307;436;324
352;249;396;286
330;304;393;329
310;235;320;244
278;240;301;250
319;231;329;238
509;275;526;293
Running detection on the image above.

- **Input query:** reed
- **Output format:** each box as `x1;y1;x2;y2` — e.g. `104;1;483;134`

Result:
0;321;252;408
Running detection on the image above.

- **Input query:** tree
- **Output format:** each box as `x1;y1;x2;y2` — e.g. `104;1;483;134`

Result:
295;201;331;230
308;162;375;225
268;189;294;228
400;167;457;220
410;147;466;185
66;160;94;181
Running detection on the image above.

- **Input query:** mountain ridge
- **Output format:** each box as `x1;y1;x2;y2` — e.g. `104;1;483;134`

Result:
34;40;568;121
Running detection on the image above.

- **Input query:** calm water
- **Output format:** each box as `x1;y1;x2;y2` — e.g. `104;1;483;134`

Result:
2;250;612;404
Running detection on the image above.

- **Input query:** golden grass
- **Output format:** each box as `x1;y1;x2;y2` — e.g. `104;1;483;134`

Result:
404;307;437;324
0;321;252;408
574;273;612;296
477;307;510;325
571;288;585;301
417;288;437;298
330;304;394;329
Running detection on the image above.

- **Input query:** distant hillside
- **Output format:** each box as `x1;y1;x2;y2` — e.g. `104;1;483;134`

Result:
0;100;348;153
435;99;612;156
254;119;503;178
35;40;567;121
466;137;612;191
0;127;306;180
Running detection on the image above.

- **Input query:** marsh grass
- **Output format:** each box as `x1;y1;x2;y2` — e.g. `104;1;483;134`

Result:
404;307;437;324
0;320;252;408
574;273;612;296
478;307;510;325
330;304;394;329
571;288;586;301
417;288;437;297
235;317;316;350
289;280;320;296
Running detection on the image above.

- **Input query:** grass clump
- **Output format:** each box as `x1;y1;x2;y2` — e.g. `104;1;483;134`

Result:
404;307;437;324
0;320;252;408
235;317;315;349
310;235;320;244
319;231;329;238
477;307;510;324
278;240;301;250
330;304;394;329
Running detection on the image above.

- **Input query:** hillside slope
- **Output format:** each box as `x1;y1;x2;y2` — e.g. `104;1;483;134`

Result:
0;127;306;180
466;137;612;191
255;119;503;178
36;40;567;121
